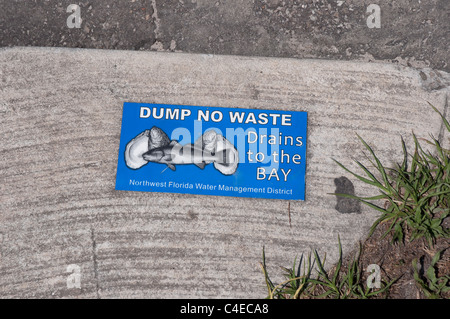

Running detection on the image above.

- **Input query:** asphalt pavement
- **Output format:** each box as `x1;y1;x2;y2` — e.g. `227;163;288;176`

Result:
2;0;449;71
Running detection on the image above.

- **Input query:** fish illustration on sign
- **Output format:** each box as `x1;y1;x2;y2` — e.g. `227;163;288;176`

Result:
124;127;239;175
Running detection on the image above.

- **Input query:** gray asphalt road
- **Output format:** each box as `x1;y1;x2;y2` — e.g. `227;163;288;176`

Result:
1;0;449;71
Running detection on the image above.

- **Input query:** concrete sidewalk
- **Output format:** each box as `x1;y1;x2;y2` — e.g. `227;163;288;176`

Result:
0;47;448;298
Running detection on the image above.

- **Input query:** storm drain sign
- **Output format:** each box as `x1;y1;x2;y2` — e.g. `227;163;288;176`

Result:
115;103;307;200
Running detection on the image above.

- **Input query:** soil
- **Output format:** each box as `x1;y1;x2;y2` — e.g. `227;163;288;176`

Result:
341;219;450;299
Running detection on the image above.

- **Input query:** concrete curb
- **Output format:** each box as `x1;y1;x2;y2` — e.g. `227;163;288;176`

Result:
1;47;448;298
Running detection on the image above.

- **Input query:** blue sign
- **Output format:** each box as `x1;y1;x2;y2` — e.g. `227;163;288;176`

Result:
115;103;307;200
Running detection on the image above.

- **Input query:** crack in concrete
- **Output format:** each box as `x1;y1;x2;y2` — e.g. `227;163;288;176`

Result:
148;0;165;50
151;0;162;40
90;227;100;299
0;233;3;259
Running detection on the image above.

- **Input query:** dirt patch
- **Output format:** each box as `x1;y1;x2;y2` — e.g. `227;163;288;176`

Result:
343;220;450;299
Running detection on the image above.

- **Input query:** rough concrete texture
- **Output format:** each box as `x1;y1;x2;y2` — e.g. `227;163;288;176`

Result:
1;1;449;72
0;47;449;298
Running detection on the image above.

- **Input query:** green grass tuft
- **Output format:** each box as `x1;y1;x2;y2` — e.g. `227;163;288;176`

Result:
261;237;396;299
332;104;450;246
